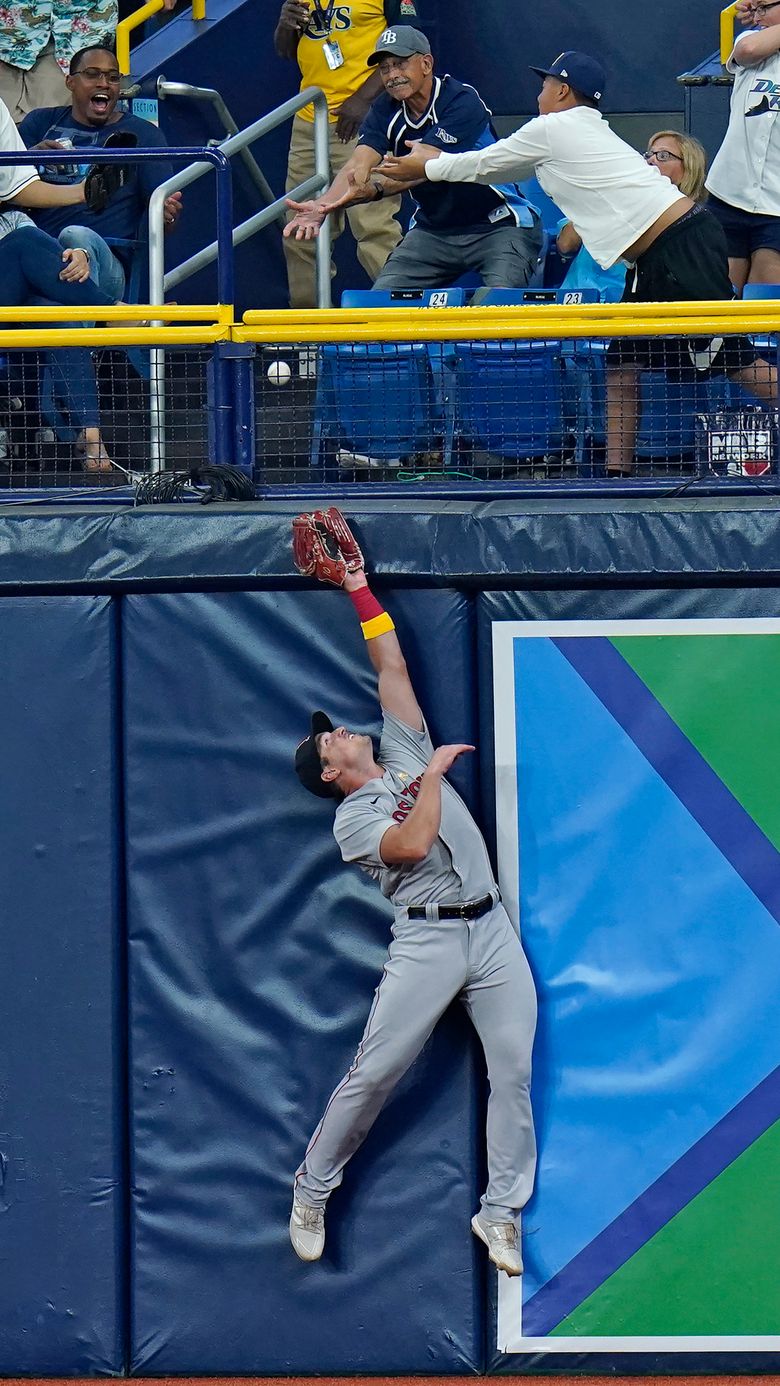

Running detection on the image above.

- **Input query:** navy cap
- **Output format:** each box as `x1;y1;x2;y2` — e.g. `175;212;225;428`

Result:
294;711;336;798
367;25;431;65
530;50;606;103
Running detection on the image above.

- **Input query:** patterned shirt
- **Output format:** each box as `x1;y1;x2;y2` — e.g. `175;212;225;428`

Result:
0;2;117;75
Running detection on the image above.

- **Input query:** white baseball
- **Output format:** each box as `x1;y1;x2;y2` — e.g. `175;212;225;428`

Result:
267;360;292;385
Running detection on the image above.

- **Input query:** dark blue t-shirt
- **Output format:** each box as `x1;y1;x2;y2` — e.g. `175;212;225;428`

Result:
18;107;172;260
357;74;535;234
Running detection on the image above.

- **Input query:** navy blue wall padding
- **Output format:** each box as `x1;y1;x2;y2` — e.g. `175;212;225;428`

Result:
123;589;484;1374
3;499;780;590
0;596;124;1376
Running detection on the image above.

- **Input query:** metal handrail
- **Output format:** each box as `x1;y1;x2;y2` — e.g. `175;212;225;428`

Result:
720;1;738;64
156;79;281;221
148;87;332;307
116;0;207;75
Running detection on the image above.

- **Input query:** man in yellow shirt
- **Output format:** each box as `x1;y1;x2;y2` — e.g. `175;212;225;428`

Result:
274;0;417;307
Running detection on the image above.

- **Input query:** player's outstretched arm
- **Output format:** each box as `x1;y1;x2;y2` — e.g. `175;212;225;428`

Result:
343;568;423;732
291;508;423;731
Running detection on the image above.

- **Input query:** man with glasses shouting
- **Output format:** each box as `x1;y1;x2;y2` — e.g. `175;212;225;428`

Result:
706;0;780;292
380;50;777;476
19;43;182;301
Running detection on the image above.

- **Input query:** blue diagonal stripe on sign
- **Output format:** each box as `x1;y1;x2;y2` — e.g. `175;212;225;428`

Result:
553;636;780;926
522;1062;780;1336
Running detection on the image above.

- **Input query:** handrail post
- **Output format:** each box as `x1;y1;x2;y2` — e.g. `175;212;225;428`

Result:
116;0;164;75
720;1;737;65
148;146;232;472
117;0;208;75
157;87;332;297
312;90;332;309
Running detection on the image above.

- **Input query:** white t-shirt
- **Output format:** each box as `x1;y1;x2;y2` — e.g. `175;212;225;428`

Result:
706;30;780;215
426;106;685;268
0;97;38;202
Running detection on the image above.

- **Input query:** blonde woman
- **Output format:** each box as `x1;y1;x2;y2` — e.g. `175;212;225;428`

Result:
645;130;707;204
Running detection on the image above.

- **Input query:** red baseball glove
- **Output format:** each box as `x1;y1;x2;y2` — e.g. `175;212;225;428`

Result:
292;507;365;586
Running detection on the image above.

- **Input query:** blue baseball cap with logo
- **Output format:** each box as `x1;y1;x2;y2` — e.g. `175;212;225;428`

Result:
530;51;606;103
367;25;431;65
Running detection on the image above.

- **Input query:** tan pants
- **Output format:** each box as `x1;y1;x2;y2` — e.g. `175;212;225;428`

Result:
0;39;69;122
283;114;402;309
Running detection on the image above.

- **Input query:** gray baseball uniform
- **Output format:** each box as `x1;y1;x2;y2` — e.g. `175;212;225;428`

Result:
294;709;537;1223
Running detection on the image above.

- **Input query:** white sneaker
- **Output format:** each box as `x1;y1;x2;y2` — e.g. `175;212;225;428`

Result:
471;1212;523;1275
289;1196;325;1262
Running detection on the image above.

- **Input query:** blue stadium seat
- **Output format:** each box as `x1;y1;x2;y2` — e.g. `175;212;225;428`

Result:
469;287;598;307
518;177;567;287
311;343;444;474
340;287;465;308
463;290;597;466
454;340;564;460
311;288;466;473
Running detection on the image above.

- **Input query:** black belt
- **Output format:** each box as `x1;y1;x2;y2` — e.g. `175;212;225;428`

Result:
407;893;496;921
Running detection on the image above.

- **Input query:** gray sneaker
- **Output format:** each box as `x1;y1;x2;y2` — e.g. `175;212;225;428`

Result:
471;1212;523;1275
289;1196;325;1262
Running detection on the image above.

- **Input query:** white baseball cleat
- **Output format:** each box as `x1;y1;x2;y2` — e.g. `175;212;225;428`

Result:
289;1196;326;1262
471;1212;523;1275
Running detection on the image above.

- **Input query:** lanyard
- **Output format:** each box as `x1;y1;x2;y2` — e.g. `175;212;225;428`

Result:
311;0;337;31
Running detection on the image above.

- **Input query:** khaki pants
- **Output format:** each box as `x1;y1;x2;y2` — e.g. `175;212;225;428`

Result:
283;114;402;309
0;39;68;122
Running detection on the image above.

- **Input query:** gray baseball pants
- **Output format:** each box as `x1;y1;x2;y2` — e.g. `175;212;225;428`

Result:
294;901;537;1223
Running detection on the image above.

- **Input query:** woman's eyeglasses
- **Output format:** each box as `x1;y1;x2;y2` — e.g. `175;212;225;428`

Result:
644;149;683;163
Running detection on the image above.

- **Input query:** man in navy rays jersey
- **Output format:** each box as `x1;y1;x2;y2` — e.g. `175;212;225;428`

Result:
284;24;542;288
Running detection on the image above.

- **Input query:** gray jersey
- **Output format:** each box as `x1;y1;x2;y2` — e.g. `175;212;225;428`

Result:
333;708;497;907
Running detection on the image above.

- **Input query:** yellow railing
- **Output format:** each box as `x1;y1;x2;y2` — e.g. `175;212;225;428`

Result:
116;0;207;76
236;299;780;344
0;302;230;349
0;298;776;350
721;1;738;65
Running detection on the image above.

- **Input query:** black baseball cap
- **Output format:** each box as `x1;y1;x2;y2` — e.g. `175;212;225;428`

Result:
530;51;606;103
295;711;336;798
367;25;431;65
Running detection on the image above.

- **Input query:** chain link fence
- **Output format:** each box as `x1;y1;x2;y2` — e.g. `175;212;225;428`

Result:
0;345;214;488
252;330;780;486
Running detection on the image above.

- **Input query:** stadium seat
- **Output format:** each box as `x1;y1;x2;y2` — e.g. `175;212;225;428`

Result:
340;287;465;309
463;290;598;467
311;288;466;474
310;343;445;474
469;287;598;307
454;339;565;461
518;177;567;287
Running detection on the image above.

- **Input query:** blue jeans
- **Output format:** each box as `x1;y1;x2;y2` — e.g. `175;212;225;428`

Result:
0;226;116;434
57;225;126;301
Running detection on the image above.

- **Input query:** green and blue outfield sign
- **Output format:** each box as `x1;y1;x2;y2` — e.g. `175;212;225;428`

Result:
492;619;780;1354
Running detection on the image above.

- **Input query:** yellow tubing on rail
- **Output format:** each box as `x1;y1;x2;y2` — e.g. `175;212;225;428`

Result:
236;301;780;343
116;0;207;75
721;1;738;65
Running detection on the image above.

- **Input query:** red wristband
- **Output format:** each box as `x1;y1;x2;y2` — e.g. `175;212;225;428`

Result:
348;585;385;623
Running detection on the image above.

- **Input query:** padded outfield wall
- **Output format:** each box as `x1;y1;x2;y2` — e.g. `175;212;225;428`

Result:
0;498;778;1375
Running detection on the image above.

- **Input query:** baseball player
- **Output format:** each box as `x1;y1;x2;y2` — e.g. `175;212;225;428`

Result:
291;509;537;1275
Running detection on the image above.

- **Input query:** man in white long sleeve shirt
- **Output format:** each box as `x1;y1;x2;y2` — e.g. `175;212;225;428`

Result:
380;51;776;476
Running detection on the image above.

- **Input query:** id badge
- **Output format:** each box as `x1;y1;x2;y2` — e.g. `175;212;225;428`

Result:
323;38;344;69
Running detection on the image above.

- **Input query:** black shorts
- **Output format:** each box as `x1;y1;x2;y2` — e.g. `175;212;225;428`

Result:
606;204;758;377
707;192;780;260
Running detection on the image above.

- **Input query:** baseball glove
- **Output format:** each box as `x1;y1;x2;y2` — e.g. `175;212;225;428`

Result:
84;131;138;213
292;507;365;585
